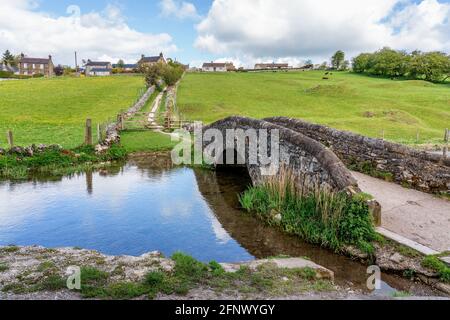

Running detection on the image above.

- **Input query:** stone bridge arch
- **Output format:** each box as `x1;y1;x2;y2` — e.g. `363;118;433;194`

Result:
203;116;360;194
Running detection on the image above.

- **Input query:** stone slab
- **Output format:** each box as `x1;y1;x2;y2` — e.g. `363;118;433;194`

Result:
220;258;334;281
376;227;439;256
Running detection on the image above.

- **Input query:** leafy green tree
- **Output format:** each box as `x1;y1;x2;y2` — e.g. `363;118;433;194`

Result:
318;62;328;70
331;50;345;70
341;60;350;71
143;61;184;88
116;59;125;68
419;52;450;82
352;53;372;73
367;47;409;77
2;50;14;65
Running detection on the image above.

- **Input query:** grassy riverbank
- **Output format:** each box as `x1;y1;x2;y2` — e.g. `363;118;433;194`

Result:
0;246;334;300
178;71;450;145
0;76;145;148
0;144;127;180
239;170;377;255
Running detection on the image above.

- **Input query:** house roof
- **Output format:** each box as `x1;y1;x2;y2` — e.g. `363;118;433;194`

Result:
202;62;227;68
140;56;163;63
20;57;51;64
86;61;111;66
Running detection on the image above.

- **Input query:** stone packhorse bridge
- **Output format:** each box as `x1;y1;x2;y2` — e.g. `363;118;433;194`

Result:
203;116;449;195
202;116;361;196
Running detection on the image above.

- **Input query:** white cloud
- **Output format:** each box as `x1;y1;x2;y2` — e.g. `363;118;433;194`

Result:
195;0;450;63
0;1;178;66
159;0;200;20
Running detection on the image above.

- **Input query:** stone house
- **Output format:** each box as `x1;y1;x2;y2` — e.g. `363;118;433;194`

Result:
138;53;166;69
0;63;18;74
85;60;112;76
18;54;54;76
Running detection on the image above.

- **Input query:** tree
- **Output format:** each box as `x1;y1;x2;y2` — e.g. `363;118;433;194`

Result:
318;62;328;70
54;65;64;76
366;47;409;77
143;61;184;88
331;50;345;70
341;60;350;71
352;53;372;73
116;59;125;68
420;52;450;82
2;50;14;65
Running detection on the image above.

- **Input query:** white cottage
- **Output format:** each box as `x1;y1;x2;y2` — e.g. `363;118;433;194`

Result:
202;62;227;72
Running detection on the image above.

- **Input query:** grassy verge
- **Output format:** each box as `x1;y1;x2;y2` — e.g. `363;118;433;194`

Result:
0;144;127;180
239;168;377;255
120;131;177;153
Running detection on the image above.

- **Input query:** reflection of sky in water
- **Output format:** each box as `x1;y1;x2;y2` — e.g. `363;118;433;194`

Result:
0;166;253;262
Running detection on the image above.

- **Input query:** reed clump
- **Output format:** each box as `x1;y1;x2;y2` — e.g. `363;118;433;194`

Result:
239;166;377;254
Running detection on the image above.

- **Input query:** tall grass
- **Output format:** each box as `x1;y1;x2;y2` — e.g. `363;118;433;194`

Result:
239;166;377;254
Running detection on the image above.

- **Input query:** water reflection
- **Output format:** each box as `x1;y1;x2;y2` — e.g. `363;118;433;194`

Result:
0;154;439;296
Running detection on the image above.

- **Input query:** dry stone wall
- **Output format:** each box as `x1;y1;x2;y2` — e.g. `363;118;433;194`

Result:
265;117;450;193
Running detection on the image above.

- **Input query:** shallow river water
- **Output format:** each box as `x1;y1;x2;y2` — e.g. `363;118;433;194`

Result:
0;153;441;296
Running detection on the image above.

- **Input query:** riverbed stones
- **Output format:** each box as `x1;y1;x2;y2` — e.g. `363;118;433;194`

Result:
220;258;334;281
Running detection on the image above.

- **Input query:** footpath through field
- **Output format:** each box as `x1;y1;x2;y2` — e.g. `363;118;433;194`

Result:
352;171;450;254
147;91;164;130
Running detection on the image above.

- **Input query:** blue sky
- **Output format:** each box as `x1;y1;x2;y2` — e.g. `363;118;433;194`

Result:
36;0;214;64
1;0;449;67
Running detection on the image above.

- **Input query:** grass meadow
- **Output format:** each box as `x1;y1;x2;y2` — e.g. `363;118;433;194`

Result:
0;76;145;148
177;71;450;145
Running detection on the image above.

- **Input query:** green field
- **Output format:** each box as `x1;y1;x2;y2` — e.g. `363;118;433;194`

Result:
121;131;177;153
177;71;450;145
0;76;145;148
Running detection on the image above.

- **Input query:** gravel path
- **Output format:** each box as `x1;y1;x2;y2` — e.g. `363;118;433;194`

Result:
352;171;450;253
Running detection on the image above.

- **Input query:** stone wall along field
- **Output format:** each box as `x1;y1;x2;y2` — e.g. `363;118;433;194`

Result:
265;117;450;194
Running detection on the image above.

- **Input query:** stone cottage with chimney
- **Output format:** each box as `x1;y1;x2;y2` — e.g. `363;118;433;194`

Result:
18;54;54;77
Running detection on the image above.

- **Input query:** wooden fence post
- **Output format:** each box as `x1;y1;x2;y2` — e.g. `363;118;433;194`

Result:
97;123;101;143
85;119;93;145
6;130;13;148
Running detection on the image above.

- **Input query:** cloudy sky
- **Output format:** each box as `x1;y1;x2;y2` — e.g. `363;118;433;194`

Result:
0;0;449;67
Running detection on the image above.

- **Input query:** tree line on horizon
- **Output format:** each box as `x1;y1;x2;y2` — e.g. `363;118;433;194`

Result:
351;47;450;82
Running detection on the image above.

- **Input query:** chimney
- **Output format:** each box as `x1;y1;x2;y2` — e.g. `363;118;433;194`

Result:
48;55;52;61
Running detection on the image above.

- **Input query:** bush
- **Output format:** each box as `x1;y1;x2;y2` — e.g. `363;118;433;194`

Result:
238;168;377;254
